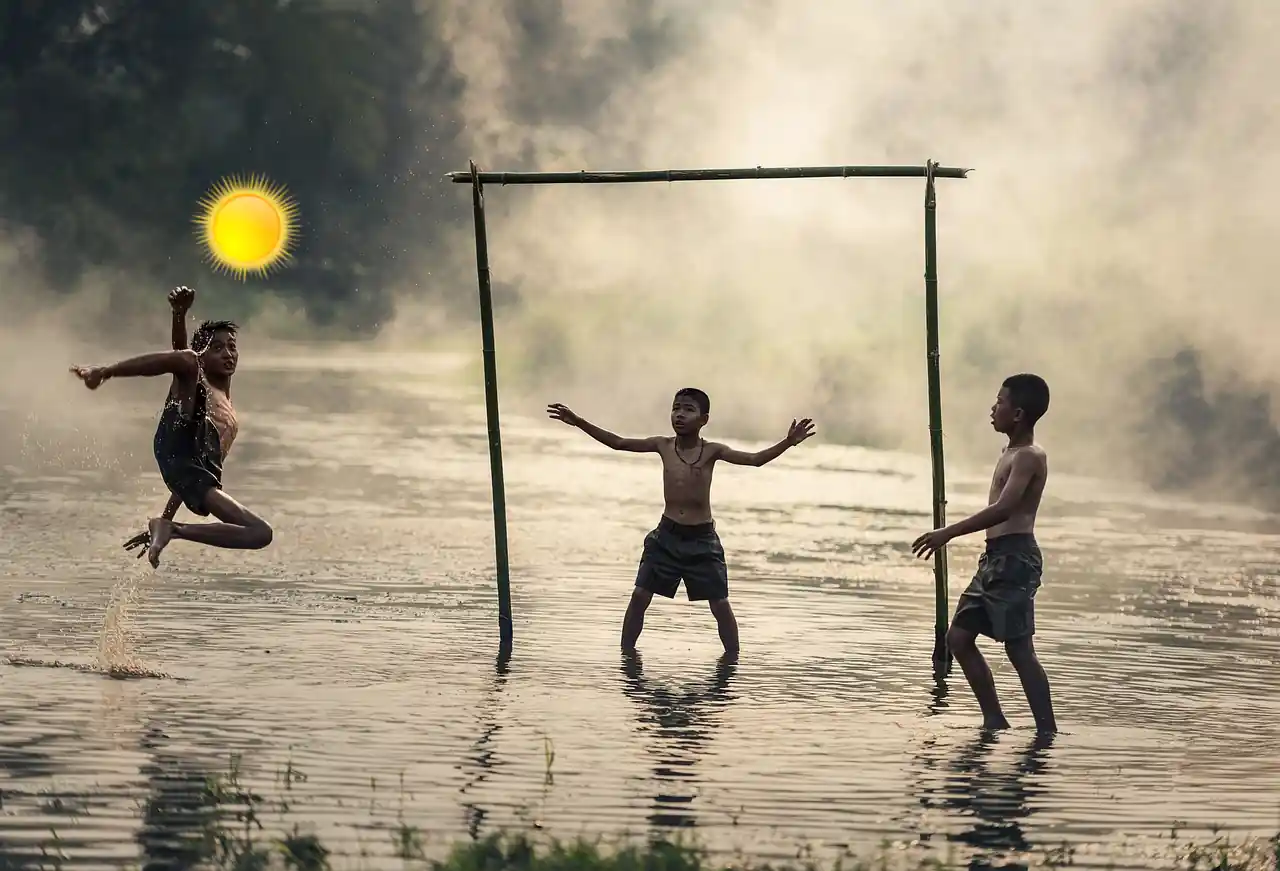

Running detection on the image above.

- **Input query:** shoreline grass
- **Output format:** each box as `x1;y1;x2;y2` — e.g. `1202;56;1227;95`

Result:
5;755;1277;871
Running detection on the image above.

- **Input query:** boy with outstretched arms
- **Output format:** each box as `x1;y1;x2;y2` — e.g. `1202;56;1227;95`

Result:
548;388;815;656
70;290;271;567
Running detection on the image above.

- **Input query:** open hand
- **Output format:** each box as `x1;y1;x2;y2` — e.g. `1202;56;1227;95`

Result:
786;418;815;446
547;403;581;426
168;285;195;312
69;365;109;390
911;529;952;560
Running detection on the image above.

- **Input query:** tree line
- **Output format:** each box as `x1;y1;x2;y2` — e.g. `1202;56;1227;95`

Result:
0;0;467;331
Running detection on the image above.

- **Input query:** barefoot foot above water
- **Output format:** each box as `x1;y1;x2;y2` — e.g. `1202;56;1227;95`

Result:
146;518;173;568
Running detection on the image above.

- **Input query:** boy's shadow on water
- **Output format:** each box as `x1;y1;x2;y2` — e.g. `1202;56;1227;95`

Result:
618;651;739;831
915;678;1058;871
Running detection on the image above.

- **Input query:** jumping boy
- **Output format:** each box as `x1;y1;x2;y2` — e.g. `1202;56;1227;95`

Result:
911;373;1056;734
547;389;814;656
70;294;272;567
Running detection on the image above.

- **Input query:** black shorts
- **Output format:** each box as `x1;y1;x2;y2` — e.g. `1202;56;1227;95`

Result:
952;533;1042;642
635;516;729;602
156;456;221;516
153;402;223;517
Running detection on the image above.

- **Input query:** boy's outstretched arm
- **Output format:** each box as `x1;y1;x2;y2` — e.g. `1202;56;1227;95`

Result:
911;449;1043;559
70;349;199;389
547;403;661;452
711;418;816;467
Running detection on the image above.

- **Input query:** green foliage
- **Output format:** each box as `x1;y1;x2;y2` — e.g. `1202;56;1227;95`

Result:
0;0;464;331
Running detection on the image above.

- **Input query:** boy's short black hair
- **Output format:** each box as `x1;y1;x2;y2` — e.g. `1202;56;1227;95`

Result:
193;320;237;353
1002;373;1050;426
674;387;710;416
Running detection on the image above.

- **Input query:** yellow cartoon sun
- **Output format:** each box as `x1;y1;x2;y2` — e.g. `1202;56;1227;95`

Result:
194;175;299;280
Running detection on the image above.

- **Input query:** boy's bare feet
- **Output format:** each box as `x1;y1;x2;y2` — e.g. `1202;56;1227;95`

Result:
146;517;173;567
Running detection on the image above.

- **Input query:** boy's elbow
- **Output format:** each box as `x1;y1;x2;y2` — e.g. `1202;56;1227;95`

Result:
991;503;1016;523
173;349;199;374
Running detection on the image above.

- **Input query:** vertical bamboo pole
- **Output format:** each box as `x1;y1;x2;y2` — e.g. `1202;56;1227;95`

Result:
469;160;514;654
923;160;951;672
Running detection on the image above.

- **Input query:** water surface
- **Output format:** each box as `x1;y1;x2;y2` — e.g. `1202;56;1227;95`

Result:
1;351;1277;869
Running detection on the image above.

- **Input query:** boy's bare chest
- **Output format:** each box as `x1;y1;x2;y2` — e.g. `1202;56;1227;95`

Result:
206;388;239;454
660;445;715;491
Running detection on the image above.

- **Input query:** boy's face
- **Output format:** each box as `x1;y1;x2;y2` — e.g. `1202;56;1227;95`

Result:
670;395;707;435
990;387;1021;434
200;330;238;378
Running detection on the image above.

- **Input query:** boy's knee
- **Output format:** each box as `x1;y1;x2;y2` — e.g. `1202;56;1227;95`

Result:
247;518;273;549
708;598;733;616
946;624;977;653
628;586;654;609
1003;636;1036;663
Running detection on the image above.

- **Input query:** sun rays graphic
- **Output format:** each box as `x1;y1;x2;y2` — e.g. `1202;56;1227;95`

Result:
194;175;299;280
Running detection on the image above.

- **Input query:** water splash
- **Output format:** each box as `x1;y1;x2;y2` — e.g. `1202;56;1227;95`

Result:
96;562;148;673
5;655;180;681
4;563;180;680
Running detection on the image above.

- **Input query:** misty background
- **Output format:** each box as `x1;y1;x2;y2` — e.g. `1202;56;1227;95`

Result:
1;0;1277;508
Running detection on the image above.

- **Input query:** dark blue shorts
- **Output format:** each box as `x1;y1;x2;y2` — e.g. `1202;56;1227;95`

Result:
952;533;1042;642
635;516;730;602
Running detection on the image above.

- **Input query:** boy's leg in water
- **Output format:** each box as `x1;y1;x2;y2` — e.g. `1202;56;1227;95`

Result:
708;599;739;656
1004;635;1057;733
622;586;655;652
946;622;1011;730
629;523;684;651
147;488;273;566
679;525;733;654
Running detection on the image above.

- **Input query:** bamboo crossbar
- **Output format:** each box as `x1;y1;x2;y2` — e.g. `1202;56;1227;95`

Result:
447;165;970;185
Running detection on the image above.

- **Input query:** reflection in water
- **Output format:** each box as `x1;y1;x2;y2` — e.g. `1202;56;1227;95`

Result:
927;673;951;718
619;651;738;831
0;710;64;870
914;728;1057;871
458;650;512;840
2;354;1278;863
0;711;57;781
135;725;221;871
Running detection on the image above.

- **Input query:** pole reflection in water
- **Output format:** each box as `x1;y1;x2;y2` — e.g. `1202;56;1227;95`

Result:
458;649;512;840
618;651;739;832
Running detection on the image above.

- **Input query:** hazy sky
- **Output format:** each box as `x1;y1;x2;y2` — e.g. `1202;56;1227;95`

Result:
3;0;1276;499
403;0;1276;486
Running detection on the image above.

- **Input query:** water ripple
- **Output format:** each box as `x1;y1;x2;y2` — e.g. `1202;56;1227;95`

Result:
1;356;1277;869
